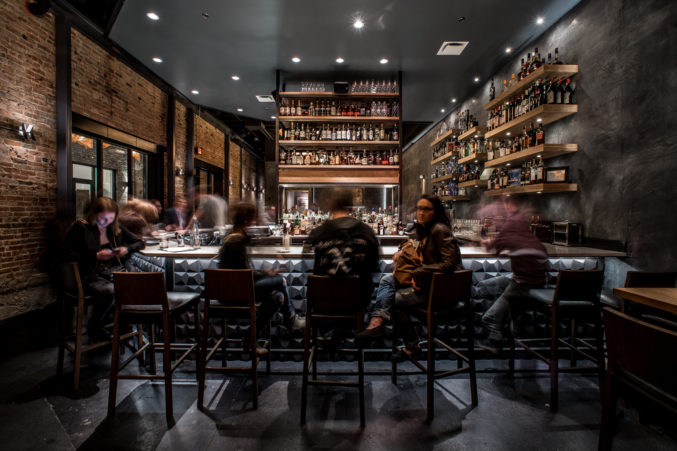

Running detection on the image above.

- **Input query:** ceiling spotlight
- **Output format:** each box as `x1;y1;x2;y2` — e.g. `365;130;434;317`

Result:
152;57;163;63
474;76;480;83
441;108;446;113
202;12;209;19
353;18;364;29
537;17;545;25
291;56;301;63
191;90;199;95
536;118;542;123
506;132;511;136
505;47;512;53
452;98;457;103
379;58;388;64
146;12;159;21
237;108;244;112
457;16;466;22
231;75;240;81
336;57;344;64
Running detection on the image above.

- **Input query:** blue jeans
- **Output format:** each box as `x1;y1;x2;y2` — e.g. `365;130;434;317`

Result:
370;273;400;321
254;274;294;322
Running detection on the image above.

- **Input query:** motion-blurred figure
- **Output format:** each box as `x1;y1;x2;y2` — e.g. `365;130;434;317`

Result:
118;198;159;238
165;197;188;231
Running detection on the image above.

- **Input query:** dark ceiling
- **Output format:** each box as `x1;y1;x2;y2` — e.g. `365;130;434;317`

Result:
65;0;581;150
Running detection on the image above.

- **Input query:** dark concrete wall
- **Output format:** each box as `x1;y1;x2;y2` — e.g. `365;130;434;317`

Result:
402;0;677;271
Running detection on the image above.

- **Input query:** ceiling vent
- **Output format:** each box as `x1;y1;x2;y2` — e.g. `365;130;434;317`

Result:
256;95;275;102
437;41;469;56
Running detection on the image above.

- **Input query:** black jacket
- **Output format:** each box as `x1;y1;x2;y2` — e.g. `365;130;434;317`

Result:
217;229;264;279
308;216;379;290
61;219;145;279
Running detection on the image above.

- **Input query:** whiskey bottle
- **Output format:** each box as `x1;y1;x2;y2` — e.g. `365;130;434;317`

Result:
535;122;545;146
554;48;562;64
489;78;495;100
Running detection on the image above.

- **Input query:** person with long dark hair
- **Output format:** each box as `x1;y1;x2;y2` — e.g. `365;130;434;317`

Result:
389;194;463;361
61;197;145;340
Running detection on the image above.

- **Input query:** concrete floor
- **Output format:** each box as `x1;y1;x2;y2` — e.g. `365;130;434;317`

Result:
0;346;674;451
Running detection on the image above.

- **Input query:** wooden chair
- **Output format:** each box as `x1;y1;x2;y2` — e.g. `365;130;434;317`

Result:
108;272;200;426
599;307;677;451
623;271;677;330
56;262;143;390
510;269;605;410
391;270;478;422
198;268;266;411
301;275;368;428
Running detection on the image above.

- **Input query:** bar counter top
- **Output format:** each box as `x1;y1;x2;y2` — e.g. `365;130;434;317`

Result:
140;244;626;259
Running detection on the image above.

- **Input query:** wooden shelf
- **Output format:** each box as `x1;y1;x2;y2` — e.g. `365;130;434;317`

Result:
279;140;399;148
459;179;486;189
458;152;487;165
431;152;457;165
439;195;471;202
430;128;462;147
458;126;487;141
278;165;399;184
485;144;578;168
484;64;579;111
485;183;578;196
484;104;578;139
278;116;399;123
279;164;398;169
280;91;399;98
431;173;461;183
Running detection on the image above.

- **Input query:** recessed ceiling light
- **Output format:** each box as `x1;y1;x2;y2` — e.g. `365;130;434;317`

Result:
271;115;277;119
505;47;512;53
537;17;545;25
146;12;159;21
291;56;301;63
237;108;244;112
191;90;199;95
231;75;240;81
152;57;162;63
353;18;364;29
474;76;480;83
336;57;344;64
452;98;457;103
379;58;388;64
441;108;445;113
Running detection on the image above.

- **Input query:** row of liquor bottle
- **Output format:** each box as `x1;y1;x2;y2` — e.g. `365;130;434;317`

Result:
297;79;399;93
432;138;485;161
431;162;482;181
487;77;575;130
279;99;399;117
280;122;399;141
489;47;565;100
487;122;545;159
281;206;403;236
487;158;546;190
452;109;480;134
432;182;468;198
280;149;399;166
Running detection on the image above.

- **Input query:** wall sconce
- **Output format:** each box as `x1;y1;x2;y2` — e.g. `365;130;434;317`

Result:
174;166;185;176
0;123;35;140
229;179;234;186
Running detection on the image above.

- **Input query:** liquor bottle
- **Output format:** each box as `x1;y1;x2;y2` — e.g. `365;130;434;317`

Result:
393;150;399;165
554;48;562;64
489;78;495;100
557;77;566;104
564;78;575;104
535;122;545;146
546;53;552;65
379;123;385;140
528;122;536;148
290;101;296;116
388;150;394;165
330;101;336;116
279;148;287;164
392;123;399;141
537;157;545;182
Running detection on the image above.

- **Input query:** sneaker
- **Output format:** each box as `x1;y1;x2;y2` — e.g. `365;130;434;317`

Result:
476;338;503;355
356;325;386;343
390;346;421;363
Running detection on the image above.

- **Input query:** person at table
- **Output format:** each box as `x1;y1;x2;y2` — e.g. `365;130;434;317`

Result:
61;197;145;341
308;189;380;305
477;196;547;354
164;197;188;231
388;195;463;361
217;202;302;352
118;198;159;238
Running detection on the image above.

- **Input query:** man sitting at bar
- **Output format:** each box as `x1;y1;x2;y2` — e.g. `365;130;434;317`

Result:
478;196;548;354
308;189;379;306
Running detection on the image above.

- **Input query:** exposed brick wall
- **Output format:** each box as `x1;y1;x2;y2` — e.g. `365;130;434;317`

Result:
71;29;167;146
194;114;224;169
241;151;257;204
229;141;242;203
174;101;188;200
0;1;57;318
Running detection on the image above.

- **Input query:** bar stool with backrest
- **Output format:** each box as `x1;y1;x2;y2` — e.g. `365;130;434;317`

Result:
108;272;200;426
301;275;368;428
510;269;605;410
599;307;677;451
623;271;677;329
56;262;144;390
198;268;264;410
391;270;478;422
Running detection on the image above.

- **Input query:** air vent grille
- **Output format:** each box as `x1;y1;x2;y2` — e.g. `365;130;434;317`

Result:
437;41;469;56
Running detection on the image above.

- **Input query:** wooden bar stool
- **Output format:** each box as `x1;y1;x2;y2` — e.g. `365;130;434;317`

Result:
56;262;143;390
300;275;368;428
391;270;478;422
198;268;264;410
108;272;200;426
510;269;604;410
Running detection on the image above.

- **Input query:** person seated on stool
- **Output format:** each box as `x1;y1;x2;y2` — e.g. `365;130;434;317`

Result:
384;195;463;361
61;197;145;342
477;196;547;354
217;202;301;355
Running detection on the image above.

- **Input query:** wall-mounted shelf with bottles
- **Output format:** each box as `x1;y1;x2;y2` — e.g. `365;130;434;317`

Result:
484;104;578;139
279;92;399;98
279;140;399;148
431;152;457;165
458;126;487;142
458;152;487;165
439;195;471;202
458;179;485;189
485;144;578;168
431;173;461;183
484;64;579;111
279;116;399;123
485;182;578;197
430;128;461;148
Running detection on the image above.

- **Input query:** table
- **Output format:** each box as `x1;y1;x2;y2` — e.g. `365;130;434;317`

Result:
612;287;677;315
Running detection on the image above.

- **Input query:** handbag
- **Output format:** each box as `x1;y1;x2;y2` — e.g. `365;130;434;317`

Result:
392;239;423;286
